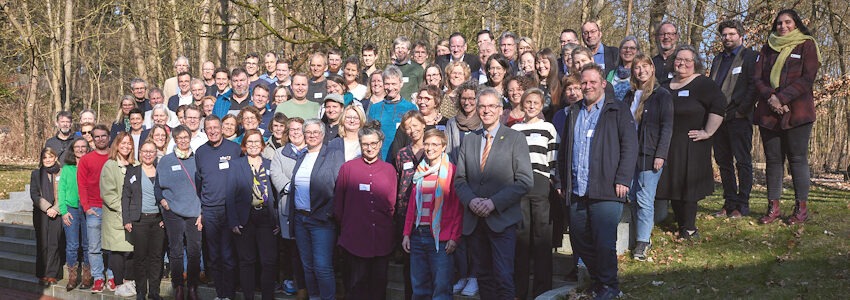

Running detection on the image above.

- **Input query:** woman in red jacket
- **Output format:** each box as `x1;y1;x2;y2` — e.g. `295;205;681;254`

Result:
753;8;821;225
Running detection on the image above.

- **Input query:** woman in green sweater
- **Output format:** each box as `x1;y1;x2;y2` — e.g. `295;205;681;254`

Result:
59;138;92;291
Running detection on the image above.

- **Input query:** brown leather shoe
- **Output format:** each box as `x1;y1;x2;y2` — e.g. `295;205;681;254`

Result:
729;210;743;218
713;208;729;218
786;201;808;224
759;199;782;224
66;264;79;291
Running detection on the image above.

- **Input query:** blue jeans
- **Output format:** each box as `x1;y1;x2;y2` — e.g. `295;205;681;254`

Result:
202;206;235;298
85;207;105;280
293;213;336;300
569;197;623;290
63;207;89;266
630;168;663;243
410;226;453;300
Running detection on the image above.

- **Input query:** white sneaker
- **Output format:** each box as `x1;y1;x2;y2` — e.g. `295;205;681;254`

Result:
452;278;468;294
460;277;478;296
114;281;136;297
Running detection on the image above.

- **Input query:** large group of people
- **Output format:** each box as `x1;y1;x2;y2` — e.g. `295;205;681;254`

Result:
29;8;818;300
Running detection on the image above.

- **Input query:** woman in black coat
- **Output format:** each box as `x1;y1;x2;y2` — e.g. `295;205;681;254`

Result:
226;129;279;300
30;146;64;285
121;140;164;299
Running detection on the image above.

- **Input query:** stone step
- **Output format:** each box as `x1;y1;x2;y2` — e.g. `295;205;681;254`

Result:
386;253;576;285
0;236;37;255
48;278;299;300
0;223;36;240
0;269;45;295
0;251;36;274
0;211;34;226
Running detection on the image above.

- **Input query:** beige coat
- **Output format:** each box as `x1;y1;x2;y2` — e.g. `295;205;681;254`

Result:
99;160;135;252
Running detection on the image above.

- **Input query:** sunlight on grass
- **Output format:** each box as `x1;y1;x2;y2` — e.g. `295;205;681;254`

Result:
619;186;850;299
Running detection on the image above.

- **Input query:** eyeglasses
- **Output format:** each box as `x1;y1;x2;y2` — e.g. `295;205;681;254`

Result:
304;130;323;136
674;58;695;63
621;46;637;51
184;116;200;120
140;150;158;154
477;104;501;111
245;140;263;145
657;32;678;37
360;141;381;149
582;29;599;36
175;136;191;141
93;135;109;139
344;116;360;121
81;131;92;135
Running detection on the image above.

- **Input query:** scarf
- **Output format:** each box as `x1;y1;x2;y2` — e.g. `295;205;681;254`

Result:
174;148;192;159
412;152;450;252
251;162;270;206
767;29;821;88
454;112;481;132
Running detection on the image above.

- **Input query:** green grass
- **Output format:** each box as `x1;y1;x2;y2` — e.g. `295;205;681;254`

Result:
0;164;35;199
619;185;850;299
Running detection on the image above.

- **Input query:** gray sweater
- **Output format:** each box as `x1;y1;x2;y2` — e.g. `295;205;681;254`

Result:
155;153;201;217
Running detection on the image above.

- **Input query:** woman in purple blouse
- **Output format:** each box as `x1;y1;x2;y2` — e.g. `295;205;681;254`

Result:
334;121;398;300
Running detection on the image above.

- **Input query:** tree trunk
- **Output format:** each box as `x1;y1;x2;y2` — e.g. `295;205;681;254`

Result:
170;0;184;58
46;0;63;114
1;0;41;154
219;0;230;67
648;0;669;56
126;11;148;81
199;0;211;69
267;0;277;50
532;0;542;46
689;0;706;49
625;0;633;36
62;0;74;111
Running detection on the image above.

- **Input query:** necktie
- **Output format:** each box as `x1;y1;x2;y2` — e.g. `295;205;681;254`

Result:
480;133;493;171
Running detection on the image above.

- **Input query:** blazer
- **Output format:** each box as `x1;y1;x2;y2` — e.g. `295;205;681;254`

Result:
599;44;620;76
624;86;674;171
435;54;481;75
269;144;302;239
454;125;533;235
709;46;758;120
286;141;345;234
753;39;819;131
226;156;279;229
557;97;638;205
121;165;160;225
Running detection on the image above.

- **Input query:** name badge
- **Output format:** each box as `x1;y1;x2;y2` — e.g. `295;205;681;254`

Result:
403;162;414;170
359;183;371;192
402;77;410;83
678;90;690;97
219;159;229;170
586;130;594;138
530;133;542;139
790;54;801;59
171;165;182;171
314;92;323;99
396;122;401;129
667;73;674;79
732;67;742;74
130;175;137;183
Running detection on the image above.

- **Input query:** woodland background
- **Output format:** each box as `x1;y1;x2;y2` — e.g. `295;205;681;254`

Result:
0;0;848;174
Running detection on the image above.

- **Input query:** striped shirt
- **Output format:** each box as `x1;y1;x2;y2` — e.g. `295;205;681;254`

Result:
511;121;559;178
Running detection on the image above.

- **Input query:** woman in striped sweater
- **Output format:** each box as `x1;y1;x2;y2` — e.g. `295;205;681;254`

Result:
510;88;560;298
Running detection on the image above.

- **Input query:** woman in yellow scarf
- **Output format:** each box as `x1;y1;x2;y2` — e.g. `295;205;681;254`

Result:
753;9;821;225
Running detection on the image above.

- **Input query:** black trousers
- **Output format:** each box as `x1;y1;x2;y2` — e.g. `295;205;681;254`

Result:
108;250;134;284
469;219;517;300
344;249;389;300
671;201;698;231
34;210;64;279
132;213;164;298
162;209;202;288
234;207;278;300
760;123;812;201
278;238;306;289
714;118;754;214
514;174;553;299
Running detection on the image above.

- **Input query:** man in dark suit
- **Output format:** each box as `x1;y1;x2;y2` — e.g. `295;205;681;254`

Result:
455;87;533;299
557;64;636;300
581;21;619;76
710;19;757;218
653;21;679;82
435;32;481;74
